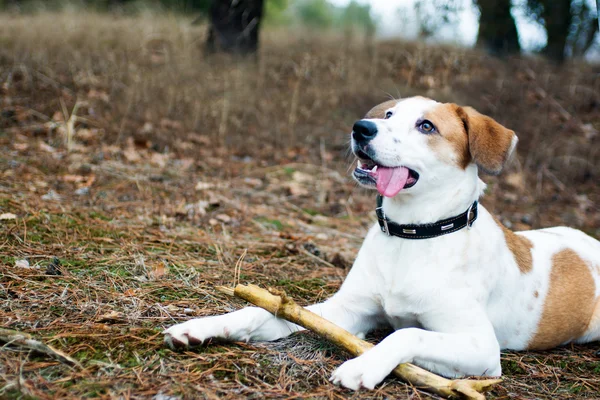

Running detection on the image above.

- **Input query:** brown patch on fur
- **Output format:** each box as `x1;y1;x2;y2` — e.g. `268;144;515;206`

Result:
364;100;399;119
457;106;516;175
424;103;471;169
494;218;533;273
528;249;596;350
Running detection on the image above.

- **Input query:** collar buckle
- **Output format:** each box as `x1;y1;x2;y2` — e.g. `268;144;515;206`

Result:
376;204;391;236
467;201;477;229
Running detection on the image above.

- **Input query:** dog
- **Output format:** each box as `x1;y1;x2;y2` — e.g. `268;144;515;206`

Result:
163;96;600;391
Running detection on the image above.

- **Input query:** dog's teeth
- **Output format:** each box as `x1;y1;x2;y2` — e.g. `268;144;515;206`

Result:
357;160;362;169
372;165;378;173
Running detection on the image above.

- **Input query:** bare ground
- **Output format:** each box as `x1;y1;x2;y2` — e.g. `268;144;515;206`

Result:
1;12;599;400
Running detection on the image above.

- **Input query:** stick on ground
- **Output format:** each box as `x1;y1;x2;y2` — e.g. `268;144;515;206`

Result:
0;328;82;368
217;284;501;400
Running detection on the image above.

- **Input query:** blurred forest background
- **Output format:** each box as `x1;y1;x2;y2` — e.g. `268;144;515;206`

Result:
1;0;599;60
1;0;599;399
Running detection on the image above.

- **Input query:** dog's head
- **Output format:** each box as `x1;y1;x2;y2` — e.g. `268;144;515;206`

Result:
352;96;517;197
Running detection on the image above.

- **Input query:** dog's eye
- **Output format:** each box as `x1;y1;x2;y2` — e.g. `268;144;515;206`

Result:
418;120;436;133
385;111;393;119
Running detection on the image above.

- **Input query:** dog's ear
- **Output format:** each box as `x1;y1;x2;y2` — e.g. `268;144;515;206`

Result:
458;106;517;175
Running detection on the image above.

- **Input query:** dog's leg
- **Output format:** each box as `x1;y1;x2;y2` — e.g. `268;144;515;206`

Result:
163;263;381;348
164;305;297;348
330;307;501;390
163;295;379;348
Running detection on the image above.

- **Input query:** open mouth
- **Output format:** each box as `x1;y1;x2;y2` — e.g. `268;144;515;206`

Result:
353;158;419;197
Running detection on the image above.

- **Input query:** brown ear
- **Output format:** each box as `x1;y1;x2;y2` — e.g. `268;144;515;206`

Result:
459;106;517;175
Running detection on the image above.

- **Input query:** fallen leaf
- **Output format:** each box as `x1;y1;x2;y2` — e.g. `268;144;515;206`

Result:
87;89;110;103
150;152;168;168
188;133;211;145
97;311;125;322
83;175;96;187
292;171;313;183
165;304;179;313
39;142;56;153
160;118;183;131
216;214;231;223
141;122;154;134
195;181;214;191
62;174;87;183
123;147;141;162
76;128;96;140
284;181;309;196
244;178;263;187
52;111;64;122
150;262;167;279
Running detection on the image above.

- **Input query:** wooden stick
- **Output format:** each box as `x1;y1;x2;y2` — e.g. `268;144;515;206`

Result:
0;328;82;368
217;284;501;400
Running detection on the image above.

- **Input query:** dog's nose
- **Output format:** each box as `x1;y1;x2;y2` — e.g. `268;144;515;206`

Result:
352;120;378;141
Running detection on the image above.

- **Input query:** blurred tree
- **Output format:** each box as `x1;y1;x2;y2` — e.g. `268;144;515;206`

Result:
526;0;599;61
205;0;265;55
297;0;334;29
339;0;375;35
264;0;290;25
172;0;212;13
568;0;599;58
413;0;462;40
475;0;521;55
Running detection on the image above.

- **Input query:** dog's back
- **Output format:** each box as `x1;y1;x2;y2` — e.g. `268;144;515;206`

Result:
518;226;600;348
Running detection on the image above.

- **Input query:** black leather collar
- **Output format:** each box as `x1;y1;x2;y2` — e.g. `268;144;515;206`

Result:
375;195;478;239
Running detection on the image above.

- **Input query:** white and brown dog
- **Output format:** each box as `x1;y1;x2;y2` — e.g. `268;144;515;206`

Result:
164;97;600;390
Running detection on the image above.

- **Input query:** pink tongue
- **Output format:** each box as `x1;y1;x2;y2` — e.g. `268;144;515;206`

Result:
374;166;410;197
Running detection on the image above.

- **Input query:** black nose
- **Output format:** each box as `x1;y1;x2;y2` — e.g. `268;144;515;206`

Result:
352;120;378;141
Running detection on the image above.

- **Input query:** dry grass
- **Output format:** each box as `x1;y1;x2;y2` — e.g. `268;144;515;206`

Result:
1;11;599;399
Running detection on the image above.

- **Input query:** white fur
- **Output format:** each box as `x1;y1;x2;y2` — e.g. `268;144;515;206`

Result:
163;97;600;391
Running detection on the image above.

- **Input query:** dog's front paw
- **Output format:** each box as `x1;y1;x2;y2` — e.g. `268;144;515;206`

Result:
163;317;227;349
330;355;391;391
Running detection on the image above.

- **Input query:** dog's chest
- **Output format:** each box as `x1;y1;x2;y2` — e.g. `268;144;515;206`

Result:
368;233;467;317
378;293;423;329
359;227;495;331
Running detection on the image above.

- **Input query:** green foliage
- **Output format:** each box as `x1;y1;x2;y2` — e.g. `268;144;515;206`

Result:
296;0;334;29
293;0;376;32
265;0;291;25
338;0;374;33
0;0;376;34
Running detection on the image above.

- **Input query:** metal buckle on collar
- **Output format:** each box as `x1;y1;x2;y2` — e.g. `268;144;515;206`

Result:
376;205;391;236
467;202;476;228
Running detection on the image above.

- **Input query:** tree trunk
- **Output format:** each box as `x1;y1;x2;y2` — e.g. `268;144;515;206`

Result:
475;0;521;56
539;0;572;62
206;0;264;55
